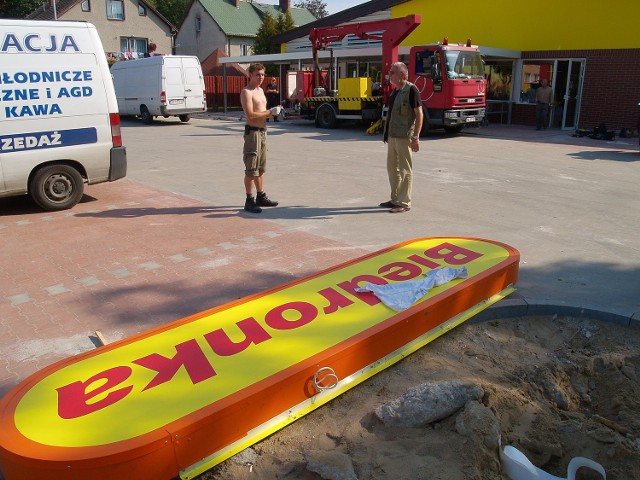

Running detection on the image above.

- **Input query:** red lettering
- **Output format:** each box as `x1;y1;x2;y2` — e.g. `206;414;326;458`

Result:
133;339;216;391
204;317;272;356
407;253;441;270
337;275;385;306
265;301;318;330
378;261;423;281
57;366;133;419
317;287;355;314
424;242;482;265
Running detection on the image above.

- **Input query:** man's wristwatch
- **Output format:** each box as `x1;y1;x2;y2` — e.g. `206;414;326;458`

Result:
411;136;419;141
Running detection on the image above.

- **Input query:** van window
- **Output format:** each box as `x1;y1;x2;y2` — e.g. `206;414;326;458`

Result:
166;67;183;85
184;67;201;85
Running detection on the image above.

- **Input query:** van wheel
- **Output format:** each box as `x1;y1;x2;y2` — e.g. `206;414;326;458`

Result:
316;104;337;128
29;165;84;211
179;114;191;123
140;106;153;124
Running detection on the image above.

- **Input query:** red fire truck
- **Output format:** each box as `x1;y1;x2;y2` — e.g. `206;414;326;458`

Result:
302;15;486;134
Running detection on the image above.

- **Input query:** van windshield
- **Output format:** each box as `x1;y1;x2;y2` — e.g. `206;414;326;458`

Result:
444;50;484;79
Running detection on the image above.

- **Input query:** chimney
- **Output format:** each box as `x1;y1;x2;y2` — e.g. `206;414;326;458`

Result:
279;0;290;13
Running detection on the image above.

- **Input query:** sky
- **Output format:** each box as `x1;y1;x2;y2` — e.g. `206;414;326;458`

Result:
323;0;368;15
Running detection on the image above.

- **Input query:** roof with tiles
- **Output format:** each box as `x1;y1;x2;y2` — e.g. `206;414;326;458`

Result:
201;47;249;76
27;0;78;20
199;0;315;38
273;0;410;44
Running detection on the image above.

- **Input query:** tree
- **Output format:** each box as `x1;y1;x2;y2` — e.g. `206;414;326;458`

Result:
294;0;328;19
0;0;45;18
254;10;297;76
276;10;295;33
254;11;296;55
146;0;190;28
253;11;279;56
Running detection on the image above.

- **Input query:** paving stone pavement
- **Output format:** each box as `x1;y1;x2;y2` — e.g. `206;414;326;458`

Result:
2;119;639;403
0;181;362;398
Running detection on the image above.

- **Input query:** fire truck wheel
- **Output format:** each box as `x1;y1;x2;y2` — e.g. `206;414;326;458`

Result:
316;104;337;129
420;107;429;136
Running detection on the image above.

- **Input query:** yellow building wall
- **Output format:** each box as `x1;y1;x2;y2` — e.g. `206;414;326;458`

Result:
393;0;640;51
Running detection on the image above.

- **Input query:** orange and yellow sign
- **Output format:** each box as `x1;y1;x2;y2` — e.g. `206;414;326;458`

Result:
0;237;519;480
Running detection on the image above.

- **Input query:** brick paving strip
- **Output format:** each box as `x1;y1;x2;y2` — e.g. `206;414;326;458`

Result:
0;180;364;398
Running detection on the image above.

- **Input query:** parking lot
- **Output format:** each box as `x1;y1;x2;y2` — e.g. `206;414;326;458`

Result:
1;116;639;398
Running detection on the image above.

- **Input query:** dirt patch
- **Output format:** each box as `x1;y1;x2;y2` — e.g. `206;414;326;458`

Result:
198;315;640;480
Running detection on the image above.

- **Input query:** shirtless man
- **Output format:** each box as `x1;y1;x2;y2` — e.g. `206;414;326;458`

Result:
240;63;281;213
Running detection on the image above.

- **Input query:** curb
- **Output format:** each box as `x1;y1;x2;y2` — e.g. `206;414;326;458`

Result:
474;294;639;329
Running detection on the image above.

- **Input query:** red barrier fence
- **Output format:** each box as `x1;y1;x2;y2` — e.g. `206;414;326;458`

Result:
204;76;280;110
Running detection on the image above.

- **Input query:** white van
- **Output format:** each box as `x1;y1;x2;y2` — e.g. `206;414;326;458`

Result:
110;55;206;124
0;19;127;211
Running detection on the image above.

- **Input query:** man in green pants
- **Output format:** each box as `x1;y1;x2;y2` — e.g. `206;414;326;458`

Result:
379;62;423;213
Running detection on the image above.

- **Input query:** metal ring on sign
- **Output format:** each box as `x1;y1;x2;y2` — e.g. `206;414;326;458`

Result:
313;366;339;392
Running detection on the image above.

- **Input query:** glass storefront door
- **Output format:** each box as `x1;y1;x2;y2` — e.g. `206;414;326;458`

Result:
553;60;585;130
518;58;585;129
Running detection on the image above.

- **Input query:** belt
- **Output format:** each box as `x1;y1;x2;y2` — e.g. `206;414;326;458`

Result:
245;125;266;133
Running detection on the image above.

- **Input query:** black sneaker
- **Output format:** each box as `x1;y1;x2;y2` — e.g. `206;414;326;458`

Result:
244;196;262;213
257;193;278;207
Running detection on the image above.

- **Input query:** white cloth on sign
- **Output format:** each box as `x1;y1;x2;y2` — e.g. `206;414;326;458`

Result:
355;266;468;312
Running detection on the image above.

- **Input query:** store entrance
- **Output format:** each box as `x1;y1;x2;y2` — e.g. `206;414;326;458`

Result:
552;60;585;130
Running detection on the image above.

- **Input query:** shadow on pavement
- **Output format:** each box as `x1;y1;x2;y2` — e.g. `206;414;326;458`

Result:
73;205;388;220
566;150;640;162
0;193;98;216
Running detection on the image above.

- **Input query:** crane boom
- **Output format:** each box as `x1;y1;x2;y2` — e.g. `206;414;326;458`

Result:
309;14;421;102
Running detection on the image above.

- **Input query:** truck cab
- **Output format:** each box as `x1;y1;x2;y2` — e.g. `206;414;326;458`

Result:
409;43;486;133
